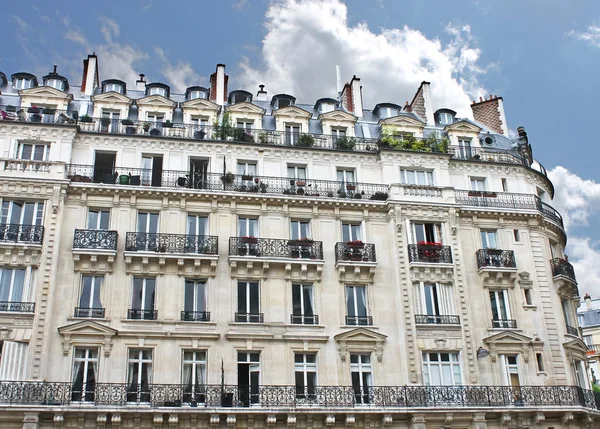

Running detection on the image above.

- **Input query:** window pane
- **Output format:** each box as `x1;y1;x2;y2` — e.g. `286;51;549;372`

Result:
249;283;259;313
238;282;247;313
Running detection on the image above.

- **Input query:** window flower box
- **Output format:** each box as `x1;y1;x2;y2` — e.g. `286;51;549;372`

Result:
483;192;497;198
346;184;356;191
468;191;483;197
241;175;253;181
296;181;306;186
241;236;258;244
288;238;314;246
346;240;364;248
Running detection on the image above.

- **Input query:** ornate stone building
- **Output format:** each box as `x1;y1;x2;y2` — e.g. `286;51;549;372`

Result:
0;55;596;428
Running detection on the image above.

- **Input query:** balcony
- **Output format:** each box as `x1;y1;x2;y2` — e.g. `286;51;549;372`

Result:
66;164;389;202
0;106;78;125
128;309;157;320
0;224;44;245
73;229;118;250
0;158;67;182
407;243;452;264
588;344;600;353
565;325;580;337
181;311;210;322
492;319;518;329
290;315;319;325
74;307;105;318
415;314;460;325
235;313;264;323
0;301;35;313
229;237;323;259
335;242;376;263
550;258;577;283
476;249;516;269
345;316;373;326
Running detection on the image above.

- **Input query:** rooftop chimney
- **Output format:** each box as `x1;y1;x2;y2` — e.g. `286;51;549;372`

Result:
585;294;592;311
81;53;99;96
209;64;228;106
136;74;146;91
52;65;57;74
256;84;267;101
470;95;509;135
406;82;434;124
350;76;363;118
516;126;533;166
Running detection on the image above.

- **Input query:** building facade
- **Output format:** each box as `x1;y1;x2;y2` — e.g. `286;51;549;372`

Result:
0;55;596;428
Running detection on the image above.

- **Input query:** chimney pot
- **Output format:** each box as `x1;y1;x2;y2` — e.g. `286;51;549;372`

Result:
139;74;145;81
53;65;57;74
479;96;483;102
489;94;493;100
259;84;265;91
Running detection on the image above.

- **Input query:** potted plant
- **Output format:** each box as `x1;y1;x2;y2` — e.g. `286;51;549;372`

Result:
27;106;41;114
162;120;174;128
370;191;388;201
241;236;258;244
297;187;305;195
143;122;151;132
468;190;483;197
296;181;306;187
289;237;314;246
483;191;497;198
121;119;136;135
100;117;111;130
346;240;364;248
259;182;268;193
42;107;56;115
213;112;234;141
220;172;235;184
335;136;356;150
353;193;363;199
258;132;270;144
297;133;314;148
80;114;93;123
346;184;356;191
241;174;253;181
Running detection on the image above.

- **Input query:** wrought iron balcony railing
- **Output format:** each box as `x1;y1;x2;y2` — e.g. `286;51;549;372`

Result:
181;311;210;322
476;249;516;269
66;164;390;201
492;319;518;329
450;146;527;166
0;382;597;409
74;307;105;318
407;244;452;264
0;223;44;244
229;237;324;260
73;229;118;251
414;314;460;325
235;313;264;323
566;325;580;337
550;258;577;283
125;232;218;254
290;314;319;325
127;309;157;320
334;242;376;263
0;301;35;313
345;316;373;326
0;106;78;125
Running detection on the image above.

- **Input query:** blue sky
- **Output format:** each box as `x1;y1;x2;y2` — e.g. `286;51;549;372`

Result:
3;0;600;296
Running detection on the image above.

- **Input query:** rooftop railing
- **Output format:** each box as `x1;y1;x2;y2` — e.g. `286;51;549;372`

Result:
0;382;597;410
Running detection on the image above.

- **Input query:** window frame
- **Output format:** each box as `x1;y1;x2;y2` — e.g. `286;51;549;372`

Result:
149;87;166;97
400;169;435;186
346;285;368;322
422;352;462;386
131;277;156;312
72;347;99;402
490;289;512;326
292;283;315;324
87;209;110;230
0;267;27;303
17;142;50;162
184;279;207;313
79;275;103;310
350;353;372;404
294;352;317;397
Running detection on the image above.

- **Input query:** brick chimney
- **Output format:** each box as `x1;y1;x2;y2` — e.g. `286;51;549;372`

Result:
81;53;99;96
339;75;363;117
340;82;353;113
256;84;267;101
470;95;509;135
405;82;434;124
209;64;228;106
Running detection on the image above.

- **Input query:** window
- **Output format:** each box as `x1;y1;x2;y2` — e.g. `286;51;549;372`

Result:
480;230;497;249
422;352;462;386
501;354;520;387
287;165;306;180
131;278;156;320
182;350;206;403
414;282;455;322
190;116;209;127
127;349;153;402
238;217;258;237
0;268;26;305
277;98;292;108
237;162;257;187
422;283;440;316
501;178;508;192
342;222;362;242
183;279;207;321
379;107;398;118
346;285;369;325
470;177;486;191
458;139;472;158
411;222;443;244
292;283;316;324
237;120;254;131
105;83;122;93
535;353;545;373
140;155;163;187
136;212;159;251
237;352;260;405
149;87;166;97
189;91;205;100
77;275;103;317
285;124;300;145
337;168;355;184
146;112;165;124
575;360;587;388
400;169;434;186
295;353;317;399
187;214;208;236
584;335;594;347
523;288;533;306
439;112;453;125
87;209;110;230
319;103;334;113
549;241;562;259
46;79;63;90
101;110;120;132
0;200;44;243
290;220;310;240
350;354;372;404
513;230;520;242
237;281;260;322
332;127;347;144
71;348;98;402
14;78;32;90
562;299;573;327
17;143;50;161
490;290;512;328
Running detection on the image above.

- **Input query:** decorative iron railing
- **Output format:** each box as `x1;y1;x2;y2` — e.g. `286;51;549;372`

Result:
74;307;105;318
125;232;218;254
181;311;210;322
127;309;157;320
0;106;77;125
492;319;518;329
407;244;453;264
334;242;376;263
0;301;35;313
0;224;44;244
0;382;597;409
450;146;527;166
73;229;118;251
345;316;373;326
66;164;390;202
414;314;460;325
476;249;516;269
566;325;580;337
290;315;319;325
235;313;264;323
229;237;323;260
550;258;577;283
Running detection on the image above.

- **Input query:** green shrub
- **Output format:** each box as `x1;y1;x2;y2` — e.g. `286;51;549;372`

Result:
298;133;314;147
335;136;356;150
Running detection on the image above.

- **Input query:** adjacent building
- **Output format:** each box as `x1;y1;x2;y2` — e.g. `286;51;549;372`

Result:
0;54;596;428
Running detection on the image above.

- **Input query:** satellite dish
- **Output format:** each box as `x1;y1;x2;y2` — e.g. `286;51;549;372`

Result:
477;347;490;359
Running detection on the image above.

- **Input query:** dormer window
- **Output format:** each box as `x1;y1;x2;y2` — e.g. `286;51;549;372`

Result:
105;83;122;93
102;79;126;94
12;73;38;90
271;94;296;109
185;86;208;101
145;83;170;98
380;107;398;118
149;87;166;97
46;79;63;91
314;98;339;114
319;103;334;113
435;109;457;126
190;91;205;100
439;113;452;125
15;78;33;90
229;90;252;105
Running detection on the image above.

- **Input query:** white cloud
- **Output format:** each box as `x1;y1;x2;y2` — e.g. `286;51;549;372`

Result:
232;0;249;11
154;47;202;93
237;0;489;116
99;17;120;43
564;237;600;298
567;24;600;48
13;15;30;31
